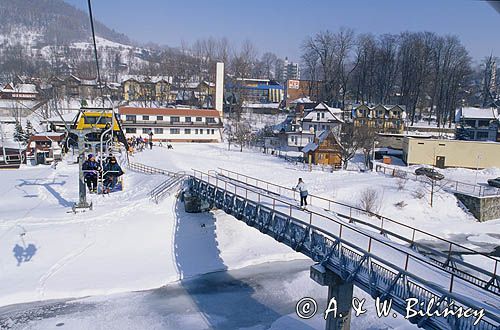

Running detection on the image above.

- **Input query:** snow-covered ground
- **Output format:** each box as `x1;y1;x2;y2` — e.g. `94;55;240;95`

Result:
0;142;498;329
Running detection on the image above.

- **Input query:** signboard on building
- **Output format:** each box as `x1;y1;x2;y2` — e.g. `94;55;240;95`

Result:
288;80;300;90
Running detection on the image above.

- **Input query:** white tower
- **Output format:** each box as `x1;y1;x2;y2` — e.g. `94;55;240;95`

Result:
215;62;224;118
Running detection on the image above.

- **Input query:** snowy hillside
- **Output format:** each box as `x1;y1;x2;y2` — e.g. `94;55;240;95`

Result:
0;143;498;329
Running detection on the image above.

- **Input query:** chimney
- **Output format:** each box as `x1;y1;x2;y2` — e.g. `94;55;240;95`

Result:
215;62;224;118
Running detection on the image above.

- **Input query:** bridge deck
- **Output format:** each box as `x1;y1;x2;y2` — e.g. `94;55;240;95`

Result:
188;170;500;330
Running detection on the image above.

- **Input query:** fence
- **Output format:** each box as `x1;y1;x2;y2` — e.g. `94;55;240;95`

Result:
375;164;500;197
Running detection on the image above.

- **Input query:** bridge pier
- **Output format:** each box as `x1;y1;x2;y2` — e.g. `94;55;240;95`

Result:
310;264;353;330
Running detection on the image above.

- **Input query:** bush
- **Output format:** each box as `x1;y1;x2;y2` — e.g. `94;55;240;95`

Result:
358;188;382;213
412;189;425;199
396;177;407;191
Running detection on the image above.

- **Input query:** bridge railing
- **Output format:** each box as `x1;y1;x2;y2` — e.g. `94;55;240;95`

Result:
189;170;500;329
215;168;499;293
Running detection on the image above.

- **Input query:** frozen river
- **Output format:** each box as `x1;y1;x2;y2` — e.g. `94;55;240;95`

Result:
0;259;328;330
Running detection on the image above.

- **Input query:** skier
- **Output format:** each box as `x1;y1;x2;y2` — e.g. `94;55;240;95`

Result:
294;178;308;208
103;156;124;193
82;154;100;193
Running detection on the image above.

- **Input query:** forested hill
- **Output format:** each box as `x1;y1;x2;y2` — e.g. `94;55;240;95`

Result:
0;0;131;46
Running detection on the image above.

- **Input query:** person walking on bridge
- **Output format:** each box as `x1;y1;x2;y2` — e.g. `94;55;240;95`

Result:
294;178;308;208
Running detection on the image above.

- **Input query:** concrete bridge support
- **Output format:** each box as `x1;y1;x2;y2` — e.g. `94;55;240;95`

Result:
310;264;353;330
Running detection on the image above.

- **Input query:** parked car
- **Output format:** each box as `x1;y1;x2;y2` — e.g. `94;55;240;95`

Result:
487;177;500;188
415;167;445;181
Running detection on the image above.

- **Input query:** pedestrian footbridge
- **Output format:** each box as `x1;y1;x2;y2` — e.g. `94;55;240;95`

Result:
184;168;499;330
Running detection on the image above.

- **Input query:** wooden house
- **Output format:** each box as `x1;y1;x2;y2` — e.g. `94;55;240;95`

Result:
302;130;343;168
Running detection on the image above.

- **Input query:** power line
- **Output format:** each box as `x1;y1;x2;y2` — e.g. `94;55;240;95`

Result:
87;0;104;105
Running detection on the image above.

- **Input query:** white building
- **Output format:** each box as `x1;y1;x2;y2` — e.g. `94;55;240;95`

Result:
119;107;222;142
301;102;344;136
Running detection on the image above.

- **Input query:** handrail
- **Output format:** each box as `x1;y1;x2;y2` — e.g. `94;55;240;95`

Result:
128;162;177;176
150;171;185;203
189;169;500;326
215;169;499;293
376;163;500;197
216;167;498;270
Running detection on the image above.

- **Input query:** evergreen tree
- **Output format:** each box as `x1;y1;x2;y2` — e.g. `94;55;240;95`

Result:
25;120;35;142
13;121;25;143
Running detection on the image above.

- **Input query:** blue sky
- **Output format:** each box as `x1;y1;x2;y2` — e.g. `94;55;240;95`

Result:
66;0;499;63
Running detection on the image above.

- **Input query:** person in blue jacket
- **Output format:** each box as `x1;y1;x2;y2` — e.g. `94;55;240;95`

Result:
82;154;100;193
103;156;124;193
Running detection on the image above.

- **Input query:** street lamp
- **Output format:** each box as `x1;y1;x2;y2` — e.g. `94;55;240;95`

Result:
298;125;303;151
371;140;379;172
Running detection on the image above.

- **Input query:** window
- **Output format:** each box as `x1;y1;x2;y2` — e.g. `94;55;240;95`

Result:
154;128;163;134
142;115;149;120
316;113;320;120
196;117;202;122
125;128;136;133
83;116;111;125
464;120;476;127
477;120;490;127
170;128;180;134
170;116;180;123
200;129;204;134
322;125;326;130
125;115;136;121
322;112;325;119
211;129;215;134
206;117;216;123
142;128;152;134
157;116;163;121
185;117;192;122
195;129;199;134
476;131;489;140
185;129;191;134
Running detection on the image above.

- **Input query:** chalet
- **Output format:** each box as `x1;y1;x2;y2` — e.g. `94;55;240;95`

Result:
301;102;344;136
455;107;499;142
0;83;39;100
352;104;406;133
26;132;65;165
118;107;223;142
302;130;343;168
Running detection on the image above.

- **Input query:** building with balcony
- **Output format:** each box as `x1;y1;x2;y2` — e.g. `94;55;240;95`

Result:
301;102;344;137
122;75;172;103
455;107;499;142
352;104;406;133
118;106;222;142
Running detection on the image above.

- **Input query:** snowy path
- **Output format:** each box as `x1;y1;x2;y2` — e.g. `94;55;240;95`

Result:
199;172;500;316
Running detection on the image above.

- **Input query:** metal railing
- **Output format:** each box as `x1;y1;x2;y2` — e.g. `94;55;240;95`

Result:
215;168;499;294
376;164;500;197
127;162;177;176
150;172;185;203
188;170;499;330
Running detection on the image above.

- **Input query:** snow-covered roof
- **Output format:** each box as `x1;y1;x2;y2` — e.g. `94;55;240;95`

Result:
122;75;172;84
457;107;499;120
0;83;38;94
302;130;342;153
45;111;79;123
242;102;280;109
290;97;313;104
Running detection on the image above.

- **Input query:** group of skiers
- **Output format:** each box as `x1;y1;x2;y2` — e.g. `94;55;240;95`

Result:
82;153;124;194
127;134;174;154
